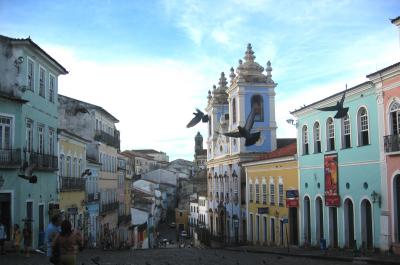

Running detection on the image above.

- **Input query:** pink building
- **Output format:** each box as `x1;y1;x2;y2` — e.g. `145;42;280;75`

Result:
368;16;400;251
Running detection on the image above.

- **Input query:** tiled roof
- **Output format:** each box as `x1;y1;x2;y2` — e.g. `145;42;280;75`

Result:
277;138;296;148
257;141;297;160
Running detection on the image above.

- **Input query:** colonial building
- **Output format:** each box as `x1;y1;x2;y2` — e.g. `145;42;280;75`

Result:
58;129;89;236
205;44;278;243
368;43;400;252
194;132;207;169
243;142;298;246
58;94;120;247
291;80;383;250
85;158;101;248
0;35;68;248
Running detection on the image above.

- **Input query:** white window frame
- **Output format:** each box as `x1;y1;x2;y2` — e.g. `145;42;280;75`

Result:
39;65;46;98
262;179;267;205
0;114;13;149
269;178;275;205
278;178;284;207
341;114;351;149
27;57;35;92
326;117;335;151
314;121;321;153
302;125;309;155
389;101;400;135
357;106;370;146
49;73;56;103
26;118;33;152
37;124;45;154
48;128;55;155
255;181;260;204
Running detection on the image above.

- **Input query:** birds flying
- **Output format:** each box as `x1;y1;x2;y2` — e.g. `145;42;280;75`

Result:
18;162;37;183
186;109;209;128
316;86;349;119
222;107;260;146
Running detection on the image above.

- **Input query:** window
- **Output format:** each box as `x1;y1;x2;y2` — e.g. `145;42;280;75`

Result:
342;114;351;149
327;117;335;151
270;181;275;205
27;58;34;91
66;156;71;177
249;183;254;202
262;182;267;204
313;122;321;153
73;158;77;177
26;119;33;152
39;67;45;98
390;101;400;135
302;125;309;155
78;159;82;177
358;107;369;146
251;95;264;121
255;183;260;203
232;98;237;124
0;116;12;149
59;154;64;176
38;125;44;154
49;128;55;155
278;182;284;207
49;74;55;102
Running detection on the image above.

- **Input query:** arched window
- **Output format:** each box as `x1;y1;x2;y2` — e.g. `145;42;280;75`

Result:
255;180;260;203
326;117;335;151
232;98;237;124
59;154;65;176
262;179;267;204
390;101;400;135
342;114;351;149
66;156;71;177
358;107;369;146
313;122;321;153
249;181;254;203
251;95;264;122
278;178;284;207
73;158;77;178
302;125;309;155
269;178;275;205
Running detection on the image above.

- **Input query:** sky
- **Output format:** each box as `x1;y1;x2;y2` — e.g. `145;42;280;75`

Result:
1;0;399;161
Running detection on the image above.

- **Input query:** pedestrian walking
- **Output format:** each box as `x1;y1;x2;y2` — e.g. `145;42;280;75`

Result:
22;222;32;257
53;220;83;265
46;214;61;259
13;224;21;253
0;220;7;255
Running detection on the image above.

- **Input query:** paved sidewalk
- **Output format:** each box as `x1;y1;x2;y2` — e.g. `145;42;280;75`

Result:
224;245;400;265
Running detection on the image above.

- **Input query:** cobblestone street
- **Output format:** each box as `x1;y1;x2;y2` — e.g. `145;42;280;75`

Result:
0;248;352;265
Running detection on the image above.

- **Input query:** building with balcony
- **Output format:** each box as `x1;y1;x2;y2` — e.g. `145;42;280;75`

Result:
368;27;400;251
58;94;120;245
58;129;89;236
0;35;68;248
243;142;298;247
205;44;278;244
86;158;100;248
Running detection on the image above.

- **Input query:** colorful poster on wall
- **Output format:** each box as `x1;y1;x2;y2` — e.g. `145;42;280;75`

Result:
324;153;340;206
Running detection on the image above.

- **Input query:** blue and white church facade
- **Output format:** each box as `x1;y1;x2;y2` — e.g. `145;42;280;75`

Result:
206;44;277;243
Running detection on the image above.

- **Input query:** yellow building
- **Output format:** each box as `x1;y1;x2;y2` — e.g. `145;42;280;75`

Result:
243;142;299;247
58;129;90;232
175;208;189;235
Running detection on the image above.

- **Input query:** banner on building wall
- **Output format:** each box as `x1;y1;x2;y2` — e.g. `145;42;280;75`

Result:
324;153;340;206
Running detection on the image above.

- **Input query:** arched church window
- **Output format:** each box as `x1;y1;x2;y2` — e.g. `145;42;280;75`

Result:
251;95;264;122
232;98;237;123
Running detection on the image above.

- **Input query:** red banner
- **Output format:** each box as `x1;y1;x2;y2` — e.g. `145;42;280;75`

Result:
286;198;299;208
324;154;339;206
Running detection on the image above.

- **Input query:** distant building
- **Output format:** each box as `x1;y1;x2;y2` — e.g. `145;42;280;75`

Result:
0;35;68;249
194;132;207;169
85;158;101;248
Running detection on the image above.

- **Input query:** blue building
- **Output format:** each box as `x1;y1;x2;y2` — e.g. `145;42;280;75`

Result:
86;159;100;248
205;44;278;243
291;81;384;250
0;35;68;248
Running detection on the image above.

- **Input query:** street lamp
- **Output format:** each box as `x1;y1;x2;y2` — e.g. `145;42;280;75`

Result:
371;190;381;208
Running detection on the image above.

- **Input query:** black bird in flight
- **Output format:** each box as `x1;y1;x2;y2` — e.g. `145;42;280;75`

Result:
316;86;349;119
18;162;37;183
186;108;209;128
222;107;260;146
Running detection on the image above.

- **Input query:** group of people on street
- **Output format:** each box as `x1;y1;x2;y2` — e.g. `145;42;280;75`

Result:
0;214;83;265
45;214;83;265
0;218;33;257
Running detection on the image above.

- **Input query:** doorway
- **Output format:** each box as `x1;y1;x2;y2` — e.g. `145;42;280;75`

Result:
328;207;338;248
0;193;11;240
315;197;324;242
289;207;298;245
361;199;373;248
344;199;355;248
303;196;311;244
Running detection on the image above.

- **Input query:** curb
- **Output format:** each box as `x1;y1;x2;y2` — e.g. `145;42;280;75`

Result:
224;247;400;265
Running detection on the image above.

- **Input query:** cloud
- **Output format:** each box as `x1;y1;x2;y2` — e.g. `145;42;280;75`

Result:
44;44;210;161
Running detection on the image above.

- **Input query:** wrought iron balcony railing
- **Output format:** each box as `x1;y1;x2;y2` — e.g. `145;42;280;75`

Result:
384;134;400;154
87;192;100;202
29;152;58;170
0;148;21;168
94;130;120;149
60;176;86;191
100;201;119;214
118;214;131;225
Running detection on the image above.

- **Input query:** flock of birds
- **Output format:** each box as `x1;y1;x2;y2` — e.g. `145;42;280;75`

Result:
186;87;348;145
